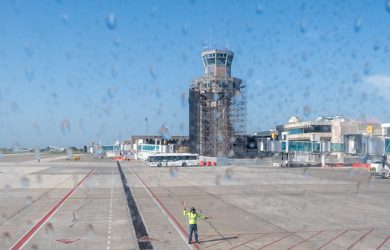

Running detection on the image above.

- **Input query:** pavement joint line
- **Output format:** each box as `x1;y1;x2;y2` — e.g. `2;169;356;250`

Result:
346;228;374;250
226;233;269;250
258;232;294;250
287;230;323;250
127;164;195;250
182;177;296;236
0;166;51;186
9;168;96;250
0;175;74;227
376;234;390;250
317;229;349;249
203;234;241;249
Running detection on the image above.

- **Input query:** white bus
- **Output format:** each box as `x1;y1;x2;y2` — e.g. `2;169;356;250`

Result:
148;153;199;167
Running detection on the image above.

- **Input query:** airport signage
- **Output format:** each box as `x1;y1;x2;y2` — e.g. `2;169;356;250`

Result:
137;144;160;151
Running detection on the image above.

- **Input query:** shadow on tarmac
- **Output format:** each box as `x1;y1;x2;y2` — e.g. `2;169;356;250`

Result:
199;235;239;243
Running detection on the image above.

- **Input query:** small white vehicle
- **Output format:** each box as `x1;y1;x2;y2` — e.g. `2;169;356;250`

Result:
148;153;199;167
280;159;292;168
368;161;382;176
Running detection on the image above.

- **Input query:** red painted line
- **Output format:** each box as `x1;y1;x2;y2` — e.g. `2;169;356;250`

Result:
287;231;323;249
227;233;268;250
376;235;390;250
10;168;95;250
202;234;240;249
258;232;293;249
317;230;348;249
130;168;200;250
347;229;373;250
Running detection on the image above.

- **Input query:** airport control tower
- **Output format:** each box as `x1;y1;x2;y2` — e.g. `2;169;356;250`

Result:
189;49;246;157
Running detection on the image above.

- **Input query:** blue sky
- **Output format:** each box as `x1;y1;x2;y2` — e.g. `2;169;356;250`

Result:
1;0;390;148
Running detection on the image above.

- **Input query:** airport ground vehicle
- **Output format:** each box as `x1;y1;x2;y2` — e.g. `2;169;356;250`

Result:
66;155;80;160
368;160;390;178
369;161;382;176
148;153;199;167
379;164;390;178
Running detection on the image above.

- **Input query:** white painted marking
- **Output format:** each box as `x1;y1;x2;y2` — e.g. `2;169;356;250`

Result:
106;167;114;250
128;166;192;249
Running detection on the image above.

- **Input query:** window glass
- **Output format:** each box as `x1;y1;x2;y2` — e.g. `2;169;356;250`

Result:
207;58;215;65
216;57;226;65
226;56;233;66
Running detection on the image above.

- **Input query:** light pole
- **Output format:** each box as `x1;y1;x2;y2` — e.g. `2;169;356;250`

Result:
145;117;149;136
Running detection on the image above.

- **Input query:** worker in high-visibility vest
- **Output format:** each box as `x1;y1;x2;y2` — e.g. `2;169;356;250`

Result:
183;207;208;244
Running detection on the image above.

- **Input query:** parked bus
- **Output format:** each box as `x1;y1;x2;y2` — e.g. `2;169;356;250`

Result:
148;153;199;167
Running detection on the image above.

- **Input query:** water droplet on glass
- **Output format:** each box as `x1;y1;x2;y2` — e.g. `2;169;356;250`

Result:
373;40;381;51
159;125;171;140
299;21;306;34
354;17;362;32
356;181;362;193
225;168;233;180
34;146;40;161
24;66;34;81
111;66;118;77
106;13;116;30
149;65;157;79
24;43;33;57
364;62;371;75
107;86;116;98
215;174;221;185
26;195;33;206
113;37;121;46
180;92;186;107
60;118;71;134
386;0;390;12
61;13;69;24
45;222;54;235
32;123;40;133
181;24;188;35
351;49;357;59
301;52;308;61
303;106;311;116
368;175;374;188
36;174;42;183
9;102;19;113
66;147;73;159
3;232;11;244
256;3;263;15
352;73;360;83
169;166;177;178
86;224;94;237
304;69;312;78
21;177;30;188
303;167;309;177
3;184;11;193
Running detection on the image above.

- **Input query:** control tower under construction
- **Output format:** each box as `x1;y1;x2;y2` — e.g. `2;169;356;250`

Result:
189;49;246;157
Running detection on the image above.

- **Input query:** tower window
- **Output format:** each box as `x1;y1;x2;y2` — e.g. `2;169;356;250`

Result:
207;58;215;65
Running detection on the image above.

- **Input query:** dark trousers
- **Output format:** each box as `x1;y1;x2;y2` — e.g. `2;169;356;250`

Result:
188;224;198;243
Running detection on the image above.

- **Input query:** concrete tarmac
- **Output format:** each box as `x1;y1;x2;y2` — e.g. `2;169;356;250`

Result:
0;154;389;250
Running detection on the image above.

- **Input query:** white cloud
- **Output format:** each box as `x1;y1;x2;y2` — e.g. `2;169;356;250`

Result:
363;74;390;99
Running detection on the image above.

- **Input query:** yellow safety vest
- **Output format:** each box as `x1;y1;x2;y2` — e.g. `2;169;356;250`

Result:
183;210;205;224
